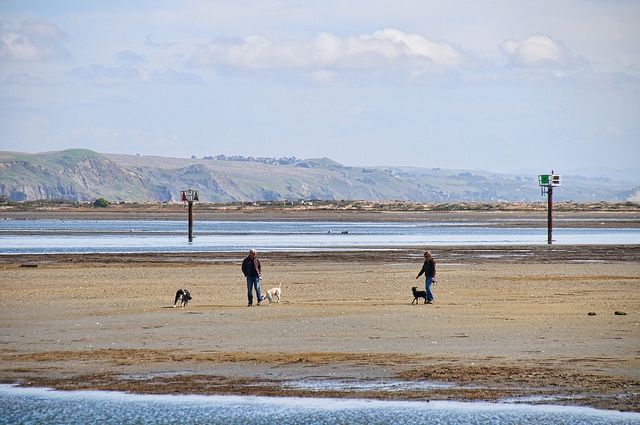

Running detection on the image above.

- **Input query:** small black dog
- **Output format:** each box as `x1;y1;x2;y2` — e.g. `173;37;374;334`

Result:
411;286;428;304
173;289;192;308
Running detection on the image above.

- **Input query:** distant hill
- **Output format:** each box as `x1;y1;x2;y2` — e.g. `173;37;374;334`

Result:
0;149;638;203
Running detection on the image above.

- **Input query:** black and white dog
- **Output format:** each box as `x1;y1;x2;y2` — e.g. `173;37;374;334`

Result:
411;286;427;304
173;289;192;308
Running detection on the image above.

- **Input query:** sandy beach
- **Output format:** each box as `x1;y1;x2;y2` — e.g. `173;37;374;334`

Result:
1;210;639;412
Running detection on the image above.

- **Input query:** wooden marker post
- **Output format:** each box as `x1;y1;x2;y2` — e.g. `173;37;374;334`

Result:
181;189;199;242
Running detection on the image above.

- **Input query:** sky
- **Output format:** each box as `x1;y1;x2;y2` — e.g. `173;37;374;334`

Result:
1;1;639;174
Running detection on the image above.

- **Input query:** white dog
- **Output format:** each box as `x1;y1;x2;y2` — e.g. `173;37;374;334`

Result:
263;283;281;304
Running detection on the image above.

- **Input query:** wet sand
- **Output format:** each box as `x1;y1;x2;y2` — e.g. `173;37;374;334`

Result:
1;244;639;412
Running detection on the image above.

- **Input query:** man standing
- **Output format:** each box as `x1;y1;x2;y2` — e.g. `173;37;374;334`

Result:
242;248;263;306
416;251;436;304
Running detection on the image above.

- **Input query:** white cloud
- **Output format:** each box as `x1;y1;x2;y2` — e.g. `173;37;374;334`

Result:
499;34;577;68
191;28;464;75
0;20;69;61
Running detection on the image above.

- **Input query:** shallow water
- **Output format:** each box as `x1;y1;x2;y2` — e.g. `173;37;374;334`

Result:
1;385;638;425
0;220;638;254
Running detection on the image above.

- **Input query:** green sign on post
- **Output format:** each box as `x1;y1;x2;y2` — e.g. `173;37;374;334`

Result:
538;174;549;185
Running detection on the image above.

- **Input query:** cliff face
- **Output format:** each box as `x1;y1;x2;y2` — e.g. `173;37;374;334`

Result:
0;149;637;203
0;161;59;201
0;150;262;202
0;150;164;202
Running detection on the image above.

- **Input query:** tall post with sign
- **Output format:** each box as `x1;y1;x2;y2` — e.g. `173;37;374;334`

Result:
538;172;561;245
181;189;199;242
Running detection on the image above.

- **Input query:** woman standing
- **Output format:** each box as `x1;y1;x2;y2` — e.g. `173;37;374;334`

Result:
416;251;436;304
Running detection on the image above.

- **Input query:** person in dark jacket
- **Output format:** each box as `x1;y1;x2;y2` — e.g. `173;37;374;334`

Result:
416;251;436;304
242;248;263;306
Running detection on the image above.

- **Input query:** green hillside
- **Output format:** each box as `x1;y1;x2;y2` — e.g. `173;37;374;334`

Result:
0;149;638;203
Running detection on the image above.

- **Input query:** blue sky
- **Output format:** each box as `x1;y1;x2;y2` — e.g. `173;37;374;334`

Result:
1;1;638;173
